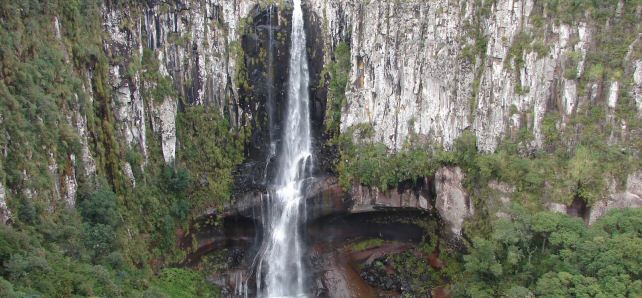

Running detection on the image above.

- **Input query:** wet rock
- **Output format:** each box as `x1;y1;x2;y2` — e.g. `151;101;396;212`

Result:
350;178;432;213
227;248;246;268
359;256;401;292
226;176;434;223
322;254;378;298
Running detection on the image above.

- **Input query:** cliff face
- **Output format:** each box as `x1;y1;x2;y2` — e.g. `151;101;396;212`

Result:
307;0;642;152
0;0;264;222
102;0;259;164
1;0;641;225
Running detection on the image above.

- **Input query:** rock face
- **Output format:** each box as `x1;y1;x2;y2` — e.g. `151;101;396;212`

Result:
435;167;473;236
102;0;262;163
312;0;473;150
307;0;638;152
350;180;431;213
0;183;10;224
634;60;642;115
588;172;642;225
4;0;641;224
1;0;265;217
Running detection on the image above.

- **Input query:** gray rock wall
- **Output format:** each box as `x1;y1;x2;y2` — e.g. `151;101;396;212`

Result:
27;0;262;211
308;0;641;152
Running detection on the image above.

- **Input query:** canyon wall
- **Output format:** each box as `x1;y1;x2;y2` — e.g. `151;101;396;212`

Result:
307;0;641;152
0;1;267;223
1;0;640;226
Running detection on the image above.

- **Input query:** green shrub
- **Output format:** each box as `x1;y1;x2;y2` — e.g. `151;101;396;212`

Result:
150;268;219;298
176;106;246;210
79;187;120;227
323;41;351;135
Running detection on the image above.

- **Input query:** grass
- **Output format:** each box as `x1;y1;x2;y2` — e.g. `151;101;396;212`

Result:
351;238;386;251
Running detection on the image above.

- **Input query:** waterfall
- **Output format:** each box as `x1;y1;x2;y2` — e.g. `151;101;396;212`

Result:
254;0;312;296
263;4;277;183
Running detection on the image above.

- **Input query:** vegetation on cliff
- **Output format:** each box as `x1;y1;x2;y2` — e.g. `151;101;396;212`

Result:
0;1;244;296
322;41;351;136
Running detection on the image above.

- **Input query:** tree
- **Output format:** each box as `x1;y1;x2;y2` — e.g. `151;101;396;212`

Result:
78;187;120;227
459;208;642;297
0;277;19;298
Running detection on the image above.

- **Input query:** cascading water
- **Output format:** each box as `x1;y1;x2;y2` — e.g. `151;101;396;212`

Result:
263;4;277;183
254;0;313;296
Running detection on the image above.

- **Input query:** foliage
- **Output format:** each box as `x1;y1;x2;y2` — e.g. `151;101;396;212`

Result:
0;1;237;296
322;42;351;135
373;236;464;297
0;179;222;296
78;186;121;227
351;238;385;252
148;268;220;298
141;48;178;102
456;207;642;297
334;124;439;190
0;208;142;297
176;105;246;211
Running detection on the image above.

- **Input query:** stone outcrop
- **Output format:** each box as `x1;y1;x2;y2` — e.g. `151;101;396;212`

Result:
487;180;517;219
634;60;642;114
0;183;10;224
228;167;470;237
150;98;178;163
546;202;568;214
435;167;473;236
349;180;431;213
588;171;642;225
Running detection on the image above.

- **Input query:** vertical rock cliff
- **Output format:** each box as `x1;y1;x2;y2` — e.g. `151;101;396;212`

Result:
308;0;641;152
1;0;640;227
1;0;268;217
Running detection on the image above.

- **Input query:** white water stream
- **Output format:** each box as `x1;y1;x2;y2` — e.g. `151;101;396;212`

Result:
252;0;312;296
